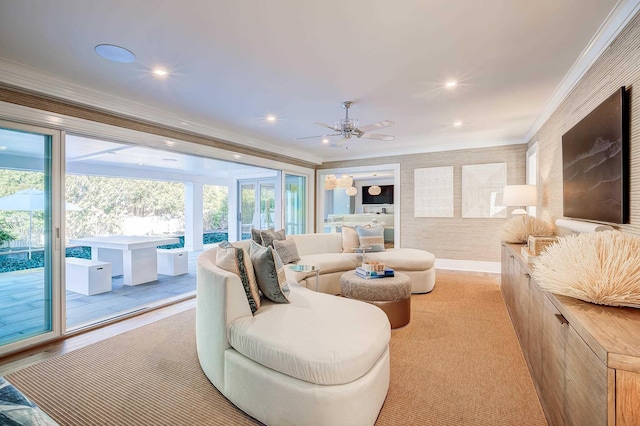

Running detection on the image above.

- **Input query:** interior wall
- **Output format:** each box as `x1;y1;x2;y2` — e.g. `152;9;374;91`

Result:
321;144;527;262
529;10;640;235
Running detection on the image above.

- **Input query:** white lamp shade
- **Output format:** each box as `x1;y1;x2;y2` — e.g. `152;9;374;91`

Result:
324;174;337;190
337;174;353;189
368;185;381;196
502;185;537;214
345;186;358;196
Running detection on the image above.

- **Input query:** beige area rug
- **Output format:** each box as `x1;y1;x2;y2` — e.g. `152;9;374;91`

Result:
6;271;546;426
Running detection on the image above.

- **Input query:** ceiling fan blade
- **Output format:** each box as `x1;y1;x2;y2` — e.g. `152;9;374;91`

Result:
330;138;348;148
316;121;337;130
357;120;395;133
359;133;395;141
295;133;341;140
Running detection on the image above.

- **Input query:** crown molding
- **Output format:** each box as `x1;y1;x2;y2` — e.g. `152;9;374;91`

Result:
525;0;640;142
0;58;322;165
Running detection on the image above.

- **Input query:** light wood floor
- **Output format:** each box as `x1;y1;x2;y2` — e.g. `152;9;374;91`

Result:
0;298;196;376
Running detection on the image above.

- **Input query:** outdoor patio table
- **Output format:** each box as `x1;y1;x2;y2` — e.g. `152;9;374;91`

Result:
68;235;179;286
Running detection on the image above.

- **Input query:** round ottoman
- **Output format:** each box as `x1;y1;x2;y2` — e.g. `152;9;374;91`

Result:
340;270;412;329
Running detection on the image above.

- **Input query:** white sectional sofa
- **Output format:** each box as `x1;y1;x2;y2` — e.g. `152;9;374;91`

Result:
196;246;391;426
284;233;436;294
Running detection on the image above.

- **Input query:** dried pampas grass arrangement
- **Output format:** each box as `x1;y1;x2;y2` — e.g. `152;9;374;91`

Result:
533;231;640;308
500;216;555;243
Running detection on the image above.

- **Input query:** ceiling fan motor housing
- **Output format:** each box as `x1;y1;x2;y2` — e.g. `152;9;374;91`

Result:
335;118;359;133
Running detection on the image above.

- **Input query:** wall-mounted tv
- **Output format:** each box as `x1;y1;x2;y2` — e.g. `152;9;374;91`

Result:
562;86;629;224
362;185;394;204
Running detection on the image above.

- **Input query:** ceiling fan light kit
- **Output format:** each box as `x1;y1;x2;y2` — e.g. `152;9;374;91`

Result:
298;101;395;147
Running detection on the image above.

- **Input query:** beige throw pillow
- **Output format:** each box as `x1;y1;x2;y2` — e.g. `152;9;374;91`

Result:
216;241;261;314
341;226;360;253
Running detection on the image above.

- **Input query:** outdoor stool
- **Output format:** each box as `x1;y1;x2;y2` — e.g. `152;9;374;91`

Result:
157;248;188;276
66;257;112;295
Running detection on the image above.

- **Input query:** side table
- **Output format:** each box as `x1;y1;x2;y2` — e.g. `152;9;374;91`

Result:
289;264;321;291
352;245;372;266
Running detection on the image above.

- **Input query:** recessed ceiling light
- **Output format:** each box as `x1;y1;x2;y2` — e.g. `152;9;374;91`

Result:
322;138;329;144
233;154;242;159
164;140;176;147
153;68;169;77
95;44;136;63
138;162;144;166
0;146;7;151
453;121;463;127
445;80;457;88
266;115;277;123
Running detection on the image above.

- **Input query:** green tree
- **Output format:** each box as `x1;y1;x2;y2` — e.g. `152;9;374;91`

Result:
203;185;229;230
1;169;231;241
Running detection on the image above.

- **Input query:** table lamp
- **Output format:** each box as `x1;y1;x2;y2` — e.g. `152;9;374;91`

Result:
502;185;537;215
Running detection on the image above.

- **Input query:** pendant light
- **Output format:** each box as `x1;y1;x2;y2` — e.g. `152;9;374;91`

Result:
368;185;382;196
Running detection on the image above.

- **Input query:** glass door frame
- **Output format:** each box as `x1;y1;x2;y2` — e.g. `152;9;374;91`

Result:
283;173;307;235
0;120;64;356
237;178;278;240
0;101;315;353
316;163;400;246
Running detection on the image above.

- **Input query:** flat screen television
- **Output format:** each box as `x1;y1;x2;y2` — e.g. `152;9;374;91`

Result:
562;87;629;224
362;185;394;204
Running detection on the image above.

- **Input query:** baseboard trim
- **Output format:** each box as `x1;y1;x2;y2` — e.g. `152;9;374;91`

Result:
435;258;501;274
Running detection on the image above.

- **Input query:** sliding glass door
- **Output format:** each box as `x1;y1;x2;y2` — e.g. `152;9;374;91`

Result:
0;123;61;353
238;179;276;239
284;174;306;235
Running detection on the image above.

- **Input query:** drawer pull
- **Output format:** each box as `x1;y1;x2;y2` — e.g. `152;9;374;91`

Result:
510;255;514;259
97;267;103;270
524;273;531;278
555;314;568;325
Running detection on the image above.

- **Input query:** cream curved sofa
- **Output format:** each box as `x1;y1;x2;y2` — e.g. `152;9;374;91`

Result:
285;233;436;294
196;245;391;426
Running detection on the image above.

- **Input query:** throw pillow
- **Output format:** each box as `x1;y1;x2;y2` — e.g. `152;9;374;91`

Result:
251;228;265;244
356;225;385;252
249;241;290;303
216;241;261;314
260;228;286;247
341;226;360;253
273;238;301;264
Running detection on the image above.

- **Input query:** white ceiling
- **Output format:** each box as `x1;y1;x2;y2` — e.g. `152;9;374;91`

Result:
0;0;636;165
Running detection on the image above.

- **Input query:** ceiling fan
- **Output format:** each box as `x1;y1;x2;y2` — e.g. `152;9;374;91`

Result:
297;101;395;147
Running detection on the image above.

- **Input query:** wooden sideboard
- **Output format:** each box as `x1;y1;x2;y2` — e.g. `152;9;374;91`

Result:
501;243;640;426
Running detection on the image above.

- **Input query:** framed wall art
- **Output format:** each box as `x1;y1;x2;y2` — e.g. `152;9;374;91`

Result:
414;166;454;217
461;163;506;218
